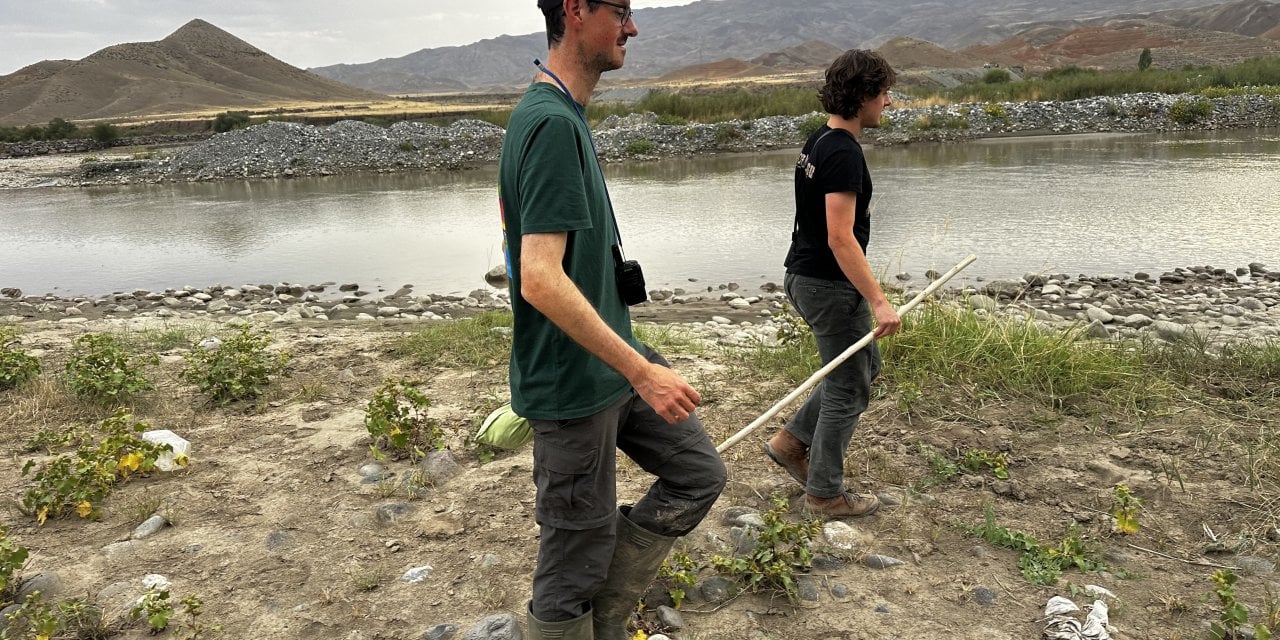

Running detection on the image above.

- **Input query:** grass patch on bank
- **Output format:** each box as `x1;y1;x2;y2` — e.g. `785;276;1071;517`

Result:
589;87;822;124
390;311;513;369
908;57;1280;104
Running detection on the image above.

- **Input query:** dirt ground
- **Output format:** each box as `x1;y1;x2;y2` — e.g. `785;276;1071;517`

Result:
2;313;1278;640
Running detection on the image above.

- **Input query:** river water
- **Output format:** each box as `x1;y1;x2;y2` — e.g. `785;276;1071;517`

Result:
2;128;1277;297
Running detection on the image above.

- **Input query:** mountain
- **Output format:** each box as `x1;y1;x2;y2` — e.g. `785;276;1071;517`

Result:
876;37;977;69
309;0;1241;92
0;19;384;127
961;0;1280;69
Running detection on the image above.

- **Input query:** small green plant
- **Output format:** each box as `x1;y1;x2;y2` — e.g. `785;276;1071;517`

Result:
1138;47;1153;71
80;156;100;164
23;424;91;454
212;111;251;133
709;496;823;601
624;138;655;154
897;381;923;415
713;123;742;145
64;333;156;403
177;595;221;638
0;328;41;391
1110;483;1143;535
20;409;176;524
961;449;1010;479
982;68;1012;84
966;502;1105;585
657;549;699;609
131;587;174;632
914;444;959;490
181;325;291;404
656;114;687;126
364;379;442;461
982;102;1009;121
89;123;120;143
1210;569;1273;640
1169;96;1213;124
397;141;418;152
799;113;827;138
1;591;58;639
1;525;29;601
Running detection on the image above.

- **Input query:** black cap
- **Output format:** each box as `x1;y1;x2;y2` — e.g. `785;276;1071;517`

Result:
538;0;561;10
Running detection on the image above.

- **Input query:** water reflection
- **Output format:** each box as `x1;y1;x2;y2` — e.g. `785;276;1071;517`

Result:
1;128;1277;296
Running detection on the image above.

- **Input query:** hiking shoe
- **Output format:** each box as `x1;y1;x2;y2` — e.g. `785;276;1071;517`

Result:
764;430;809;487
804;491;880;517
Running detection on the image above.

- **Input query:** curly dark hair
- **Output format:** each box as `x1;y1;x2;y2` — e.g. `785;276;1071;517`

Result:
818;50;897;119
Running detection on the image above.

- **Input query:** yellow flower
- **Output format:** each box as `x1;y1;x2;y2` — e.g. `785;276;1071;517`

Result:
76;501;94;518
36;507;49;525
119;451;144;475
630;630;648;640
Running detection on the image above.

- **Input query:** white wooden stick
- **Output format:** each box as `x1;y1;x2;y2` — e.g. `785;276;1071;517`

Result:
715;254;977;454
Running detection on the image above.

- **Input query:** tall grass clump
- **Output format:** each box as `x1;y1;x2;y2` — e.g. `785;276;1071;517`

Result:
588;87;822;124
391;311;513;368
908;56;1280;103
879;302;1158;411
1140;335;1280;401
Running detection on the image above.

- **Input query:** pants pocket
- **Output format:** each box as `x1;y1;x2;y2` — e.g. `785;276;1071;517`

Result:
533;439;601;522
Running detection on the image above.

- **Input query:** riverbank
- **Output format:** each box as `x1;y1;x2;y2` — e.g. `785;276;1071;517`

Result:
4;261;1278;350
1;90;1277;189
3;267;1280;639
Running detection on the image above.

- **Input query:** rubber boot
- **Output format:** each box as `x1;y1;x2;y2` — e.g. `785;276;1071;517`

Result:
527;605;593;640
591;507;677;640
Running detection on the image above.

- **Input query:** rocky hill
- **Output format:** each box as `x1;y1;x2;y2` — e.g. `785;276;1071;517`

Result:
0;19;384;127
308;0;1228;92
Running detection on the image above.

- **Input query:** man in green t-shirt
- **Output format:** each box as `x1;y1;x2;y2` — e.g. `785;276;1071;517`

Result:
497;1;726;639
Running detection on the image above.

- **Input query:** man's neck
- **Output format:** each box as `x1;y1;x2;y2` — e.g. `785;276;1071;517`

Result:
537;48;600;106
827;114;861;139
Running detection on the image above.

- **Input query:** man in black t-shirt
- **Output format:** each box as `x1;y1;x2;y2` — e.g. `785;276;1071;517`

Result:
766;50;901;517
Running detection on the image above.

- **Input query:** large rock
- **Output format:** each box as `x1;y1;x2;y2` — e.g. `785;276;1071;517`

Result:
966;294;998;313
484;265;510;289
1153;320;1190;342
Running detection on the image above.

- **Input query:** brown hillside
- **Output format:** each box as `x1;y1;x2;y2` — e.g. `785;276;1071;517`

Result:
876;36;974;69
749;41;845;69
0;19;384;127
1265;23;1280;38
960;20;1280;69
654;59;766;83
1141;0;1280;37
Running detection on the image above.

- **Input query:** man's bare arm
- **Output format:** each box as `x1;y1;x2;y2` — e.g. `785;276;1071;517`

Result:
825;192;900;338
521;232;700;423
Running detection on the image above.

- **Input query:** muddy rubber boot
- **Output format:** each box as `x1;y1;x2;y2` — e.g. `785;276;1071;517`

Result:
527;605;593;640
591;507;676;640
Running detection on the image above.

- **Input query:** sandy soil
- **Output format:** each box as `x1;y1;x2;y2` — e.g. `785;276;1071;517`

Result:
2;313;1277;640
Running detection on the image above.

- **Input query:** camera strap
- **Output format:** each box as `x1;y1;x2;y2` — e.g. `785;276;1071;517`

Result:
533;59;630;262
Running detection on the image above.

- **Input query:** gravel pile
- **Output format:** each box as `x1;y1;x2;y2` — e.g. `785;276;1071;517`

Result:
37;89;1279;186
145;119;504;181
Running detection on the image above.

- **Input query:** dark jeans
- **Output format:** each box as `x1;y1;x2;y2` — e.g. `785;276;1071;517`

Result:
783;272;882;498
528;348;726;621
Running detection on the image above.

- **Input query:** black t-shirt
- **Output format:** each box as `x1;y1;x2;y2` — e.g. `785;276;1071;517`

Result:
783;125;872;282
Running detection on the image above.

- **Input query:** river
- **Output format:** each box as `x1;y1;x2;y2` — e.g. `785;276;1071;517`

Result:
1;128;1277;297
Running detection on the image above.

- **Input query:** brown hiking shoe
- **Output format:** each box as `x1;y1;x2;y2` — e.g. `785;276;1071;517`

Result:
764;430;809;487
804;491;881;517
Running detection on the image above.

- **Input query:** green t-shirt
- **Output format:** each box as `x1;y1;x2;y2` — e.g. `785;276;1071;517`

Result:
498;82;640;420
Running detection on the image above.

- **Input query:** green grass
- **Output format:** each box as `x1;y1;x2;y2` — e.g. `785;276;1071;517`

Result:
588;87;822;124
390;311;514;369
111;324;206;353
632;323;706;355
908;57;1280;103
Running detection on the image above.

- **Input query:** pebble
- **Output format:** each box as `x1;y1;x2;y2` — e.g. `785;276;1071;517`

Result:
131;514;168;540
401;566;434;583
420;450;463;484
862;554;906;569
656;605;684;629
376;503;415;525
700;576;737;603
974;586;997;605
423;624;457;640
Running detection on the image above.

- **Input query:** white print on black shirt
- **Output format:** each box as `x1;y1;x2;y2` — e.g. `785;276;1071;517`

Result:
796;151;816;179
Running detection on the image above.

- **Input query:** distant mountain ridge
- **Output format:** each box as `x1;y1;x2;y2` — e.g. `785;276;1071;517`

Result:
0;19;383;127
309;0;1259;92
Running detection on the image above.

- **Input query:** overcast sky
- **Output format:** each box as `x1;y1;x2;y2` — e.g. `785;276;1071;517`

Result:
0;0;696;75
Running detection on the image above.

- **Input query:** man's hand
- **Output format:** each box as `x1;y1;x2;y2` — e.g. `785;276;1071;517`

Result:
632;362;700;424
871;301;901;339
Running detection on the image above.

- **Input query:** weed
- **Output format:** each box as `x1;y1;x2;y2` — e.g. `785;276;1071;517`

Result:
982;102;1009;122
0;525;28;602
177;595;221;638
1;591;58;638
181;325;291;404
131;587;174;632
1169;97;1213;124
961;449;1010;479
710;496;823;602
390;311;512;369
913;444;959;491
64;334;156;404
1210;569;1273;640
20;409;176;524
364;379;442;461
349;568;381;592
1110;483;1143;535
965;502;1105;585
123;490;166;526
113;324;201;353
23;424;91;454
0;327;41;391
398;141;418;152
632;323;704;355
657;549;699;609
625;138;656;154
655;114;687;126
798;113;827;138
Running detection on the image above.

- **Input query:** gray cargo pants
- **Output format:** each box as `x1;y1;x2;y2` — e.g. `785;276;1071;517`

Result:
528;348;726;622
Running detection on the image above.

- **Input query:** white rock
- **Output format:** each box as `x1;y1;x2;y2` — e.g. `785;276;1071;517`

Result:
142;574;171;592
400;566;433;583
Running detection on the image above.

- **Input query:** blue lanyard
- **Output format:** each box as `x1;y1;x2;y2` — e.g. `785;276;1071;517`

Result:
533;58;627;255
